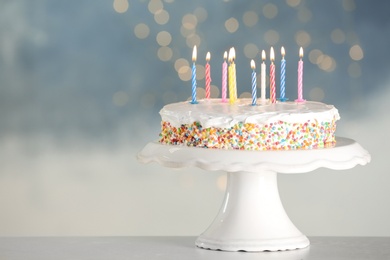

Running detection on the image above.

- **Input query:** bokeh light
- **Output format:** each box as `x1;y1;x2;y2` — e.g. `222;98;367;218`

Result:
134;23;150;39
264;30;280;45
309;87;325;101
154;9;170;25
297;7;312;23
331;29;346;44
263;3;278;19
342;0;356;12
286;0;301;7
157;46;173;61
113;0;129;13
243;43;259;59
225;17;239;33
193;7;208;23
349;44;364;61
148;0;163;14
242;11;258;27
295;30;311;47
156;31;172;46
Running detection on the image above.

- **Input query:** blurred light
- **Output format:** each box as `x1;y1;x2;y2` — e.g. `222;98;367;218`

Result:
297;7;312;23
154;9;169;25
178;65;191;81
309;87;325;101
148;0;163;14
113;0;129;13
331;28;346;44
156;31;172;46
264;30;280;45
196;87;206;99
196;65;205;80
134;23;150;39
286;0;301;7
185;34;201;48
263;3;278;19
157;46;173;61
211;85;220;98
317;55;336;72
348;62;362;78
239;92;252;98
112;91;129;106
194;7;208;23
342;0;356;12
308;49;323;64
225;17;239;33
243;43;259;59
295;30;311;47
174;58;189;72
349;44;364;61
180;25;195;38
182;14;198;30
216;175;227;192
242;11;258;27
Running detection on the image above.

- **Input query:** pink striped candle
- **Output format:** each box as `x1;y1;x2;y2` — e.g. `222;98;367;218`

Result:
270;47;276;104
296;47;305;103
205;52;211;99
222;51;228;102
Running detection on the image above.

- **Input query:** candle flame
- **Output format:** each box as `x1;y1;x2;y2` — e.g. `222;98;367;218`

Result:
299;47;303;59
251;59;256;70
192;45;197;62
229;47;236;62
206;52;210;62
270;47;275;62
261;50;266;61
281;46;285;57
223;51;227;61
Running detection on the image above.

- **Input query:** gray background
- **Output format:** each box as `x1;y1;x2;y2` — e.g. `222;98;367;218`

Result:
0;0;389;236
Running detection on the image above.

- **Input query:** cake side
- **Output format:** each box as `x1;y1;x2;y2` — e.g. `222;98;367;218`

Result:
159;99;340;150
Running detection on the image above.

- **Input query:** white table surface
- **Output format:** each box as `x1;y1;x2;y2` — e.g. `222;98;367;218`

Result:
0;236;389;260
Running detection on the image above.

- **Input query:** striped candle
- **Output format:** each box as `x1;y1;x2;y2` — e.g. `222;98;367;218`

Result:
228;48;237;104
270;47;276;104
250;59;257;106
191;46;198;104
222;51;228;102
280;46;287;102
261;50;266;103
296;47;305;103
205;52;211;99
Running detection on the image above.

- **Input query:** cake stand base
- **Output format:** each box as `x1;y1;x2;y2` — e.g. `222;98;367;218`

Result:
195;170;309;252
138;137;370;252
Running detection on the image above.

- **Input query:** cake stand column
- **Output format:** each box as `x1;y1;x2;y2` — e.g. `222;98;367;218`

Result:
195;170;309;252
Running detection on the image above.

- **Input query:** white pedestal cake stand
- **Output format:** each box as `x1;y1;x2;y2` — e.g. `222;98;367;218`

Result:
137;137;371;252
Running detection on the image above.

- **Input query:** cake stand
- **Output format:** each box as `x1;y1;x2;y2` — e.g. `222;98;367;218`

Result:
137;137;370;252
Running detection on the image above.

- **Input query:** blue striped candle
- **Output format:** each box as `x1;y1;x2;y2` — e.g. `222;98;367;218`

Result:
191;46;198;104
251;59;257;106
280;46;287;102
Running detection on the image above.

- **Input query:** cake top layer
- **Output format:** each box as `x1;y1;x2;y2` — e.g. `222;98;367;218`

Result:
160;98;340;128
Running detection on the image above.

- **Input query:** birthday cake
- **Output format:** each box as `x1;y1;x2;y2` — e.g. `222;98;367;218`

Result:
159;98;340;150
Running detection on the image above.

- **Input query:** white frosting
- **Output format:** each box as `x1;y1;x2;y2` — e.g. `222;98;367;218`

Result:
160;98;340;128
